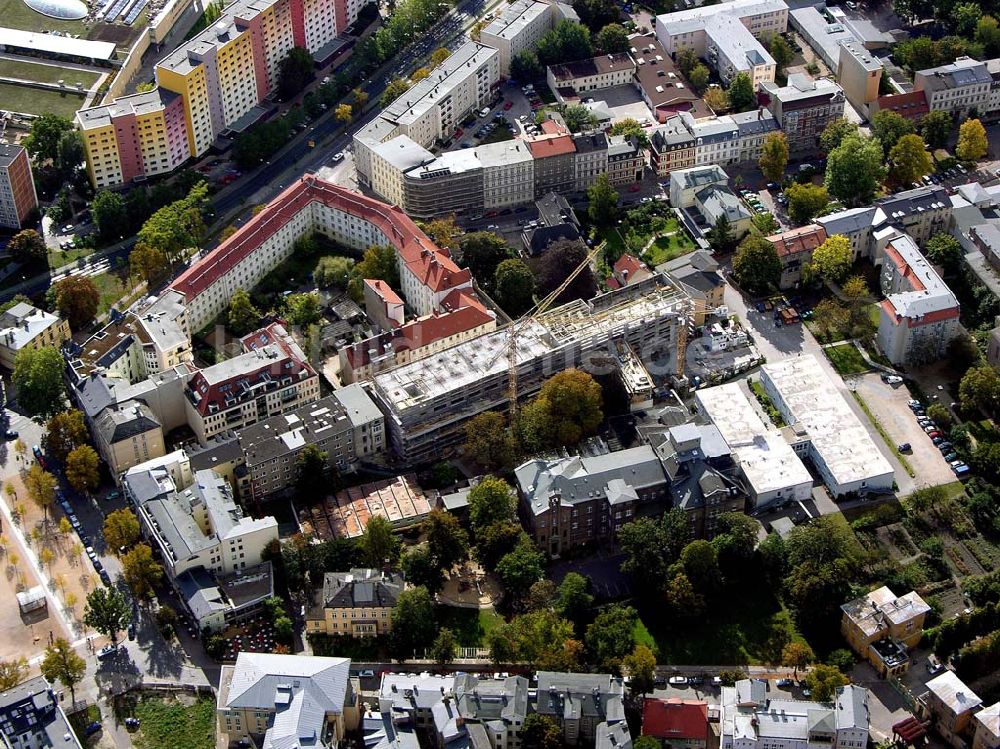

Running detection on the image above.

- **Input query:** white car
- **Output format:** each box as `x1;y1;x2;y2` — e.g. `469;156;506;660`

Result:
331;152;345;162
668;676;688;686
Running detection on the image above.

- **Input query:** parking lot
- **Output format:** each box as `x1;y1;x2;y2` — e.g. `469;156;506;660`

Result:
853;373;958;488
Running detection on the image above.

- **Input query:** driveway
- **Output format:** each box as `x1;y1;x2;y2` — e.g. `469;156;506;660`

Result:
853;373;956;489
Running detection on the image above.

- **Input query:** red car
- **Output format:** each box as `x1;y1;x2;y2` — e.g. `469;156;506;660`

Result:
928;431;941;439
454;128;464;138
503;100;513;110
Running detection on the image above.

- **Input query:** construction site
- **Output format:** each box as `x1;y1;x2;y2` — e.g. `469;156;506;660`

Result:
369;274;690;462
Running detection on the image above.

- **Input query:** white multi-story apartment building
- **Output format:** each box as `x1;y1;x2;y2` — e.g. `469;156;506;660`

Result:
914;56;996;118
655;0;787;86
720;680;870;749
875;229;961;365
480;0;564;76
124;453;278;579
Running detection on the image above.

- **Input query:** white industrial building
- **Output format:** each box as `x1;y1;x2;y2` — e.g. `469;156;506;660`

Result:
695;382;813;509
760;355;894;497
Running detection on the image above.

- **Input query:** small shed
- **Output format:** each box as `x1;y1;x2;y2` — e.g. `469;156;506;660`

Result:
17;586;47;614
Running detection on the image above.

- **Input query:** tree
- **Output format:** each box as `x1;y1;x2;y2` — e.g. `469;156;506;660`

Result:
688;64;710;94
468;476;517;533
431;47;451;66
563;104;599;133
727;72;756;112
390;586;436;658
427;508;469;571
227;288;260;336
102;509;140;555
786;182;829;225
335;103;353;123
8;230;47;264
556;572;594;626
137;182;209;261
676;50;699;78
463;413;517;472
130;242;169;285
585;604;638;670
420;216;462;250
381;78;410;107
495;259;535;317
618;510;690;588
971;441;1000;483
459;232;512;287
40;639;85;705
805;664;849;702
960;364;1000;416
841;276;874;336
53;276;99;331
825;134;886;206
277;46;314;99
536;20;593;65
121;543;164;600
476;522;524;572
353;244;401;291
43;410;88;465
66;445;100;494
295;443;330;499
708;214;737;253
733;234;781;294
595;22;629;52
431;628;457;665
360;515;400;567
955;1;983;34
623;644;657;694
0;658;28;691
24;465;57;522
522;714;563;749
759;132;789;184
314;256;354;289
496;536;545;602
812;298;849;341
921;110;954;149
781;641;815;677
810;235;853;283
535;239;596;304
703;87;729;113
871;110;915;155
926;232;963;277
978;15;1000;56
411;67;430;82
927;403;954;429
889;134;933;186
83;587;131;644
681;540;722;591
770;35;794;71
511;50;543;82
588;173;619;227
665;571;706;618
401;545;445;593
608;117;649;146
284;293;321;326
820;119;859;153
91;191;127;241
24;114;74;164
712;512;759;572
957;118;988;161
520;369;603;450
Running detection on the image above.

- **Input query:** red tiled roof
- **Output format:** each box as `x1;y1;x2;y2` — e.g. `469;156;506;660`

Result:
767;225;827;258
908;306;959;327
642;698;709;741
874;91;929;121
540;120;567;135
615;253;646;277
527;134;576;158
365;278;404;308
171;175;454;299
884;242;926;292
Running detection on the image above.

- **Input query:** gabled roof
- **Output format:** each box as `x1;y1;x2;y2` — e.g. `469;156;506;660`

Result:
642;698;709;741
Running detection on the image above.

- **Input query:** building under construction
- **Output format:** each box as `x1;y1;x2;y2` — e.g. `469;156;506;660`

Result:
369;275;688;462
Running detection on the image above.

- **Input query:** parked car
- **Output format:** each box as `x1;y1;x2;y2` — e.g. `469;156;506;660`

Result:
776;678;794;687
938;441;953;452
331;152;345;162
897;443;911;452
97;644;118;661
927;655;944;674
124;718;140;730
943;452;958;462
99;569;112;586
668;676;688;685
360;669;375;678
85;722;102;736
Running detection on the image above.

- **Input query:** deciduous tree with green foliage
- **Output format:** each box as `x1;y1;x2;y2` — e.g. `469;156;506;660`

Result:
781;641;815;677
13;346;66;420
401;546;444;593
24;114;74;164
137;182;209;261
40;639;85;705
66;445;100;494
9;230;47;264
555;572;594;626
349;244;401;300
496;536;545;603
495;258;535;317
921;110;953;148
277;47;314;99
519;369;603;450
825;134;886;206
361;515;400;567
54;276;99;330
732;234;781;294
958;118;989;161
769;35;794;71
314;256;354;289
468;476;518;533
463;412;517;472
535;239;596;304
511;50;544;82
688;64;710;94
522;714;563;749
381;78;411;107
889;133;933;186
960;364;1000;416
130;242;169;286
431;628;457;664
43;409;87;465
727;72;756;112
623;644;657;693
83;587;131;644
284;292;321;326
587;172;619;227
595;23;629;53
0;659;27;692
759;132;789;184
608;117;649;147
427;508;469;571
618;510;690;589
122;543;164;600
872;110;915;155
536;20;593;65
475;522;525;572
709;214;737;253
390;586;437;658
91;190;127;241
809;234;853;283
103;508;140;555
459;232;512;288
25;464;56;522
562;104;599;133
786;182;829;225
926;232;963;277
805;664;849;701
227;288;261;336
295;444;330;498
585;604;638;670
820;119;858;153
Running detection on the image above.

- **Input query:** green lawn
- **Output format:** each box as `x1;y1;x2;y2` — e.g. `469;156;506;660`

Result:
0;59;101;88
642;232;695;266
132;695;215;749
308;633;384;660
824;343;869;375
0;0;88;33
0;82;86;117
67;704;102;748
91;270;143;316
634;586;806;665
435;606;503;647
49;245;95;269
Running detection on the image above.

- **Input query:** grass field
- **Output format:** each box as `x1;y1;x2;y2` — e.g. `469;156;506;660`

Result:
48;245;94;269
634;586;805;665
824;343;869;375
0;0;88;33
132;694;215;749
0;58;100;88
436;606;503;647
0;82;86;117
642;231;695;266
